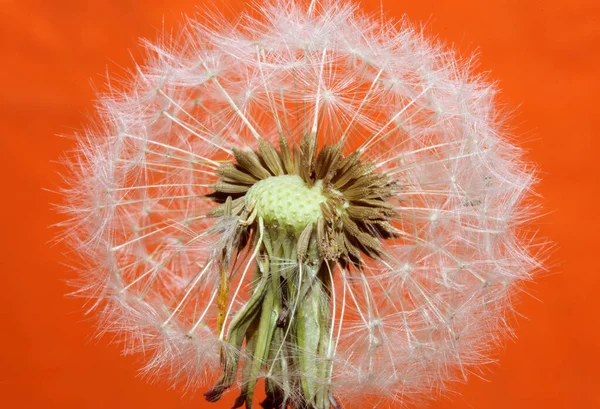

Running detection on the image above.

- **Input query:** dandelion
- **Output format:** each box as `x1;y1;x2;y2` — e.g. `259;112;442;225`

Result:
61;0;539;408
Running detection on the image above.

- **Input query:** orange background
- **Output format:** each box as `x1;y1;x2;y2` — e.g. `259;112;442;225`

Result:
0;0;598;408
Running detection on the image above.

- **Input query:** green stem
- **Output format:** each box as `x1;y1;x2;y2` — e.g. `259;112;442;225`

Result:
208;225;335;409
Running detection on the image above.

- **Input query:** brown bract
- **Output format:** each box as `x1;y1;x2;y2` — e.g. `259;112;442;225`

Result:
208;132;399;269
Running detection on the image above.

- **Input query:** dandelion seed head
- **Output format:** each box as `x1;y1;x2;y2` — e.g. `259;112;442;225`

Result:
59;1;540;408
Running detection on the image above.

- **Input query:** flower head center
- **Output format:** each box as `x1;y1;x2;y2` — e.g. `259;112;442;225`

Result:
208;134;398;266
246;175;326;235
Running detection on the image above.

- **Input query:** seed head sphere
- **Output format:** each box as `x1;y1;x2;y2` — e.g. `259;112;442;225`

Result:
61;1;539;408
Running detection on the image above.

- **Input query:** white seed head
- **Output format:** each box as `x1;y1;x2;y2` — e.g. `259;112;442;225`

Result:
59;0;542;407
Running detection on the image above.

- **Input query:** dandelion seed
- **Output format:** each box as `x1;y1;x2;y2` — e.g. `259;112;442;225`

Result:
60;1;540;408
